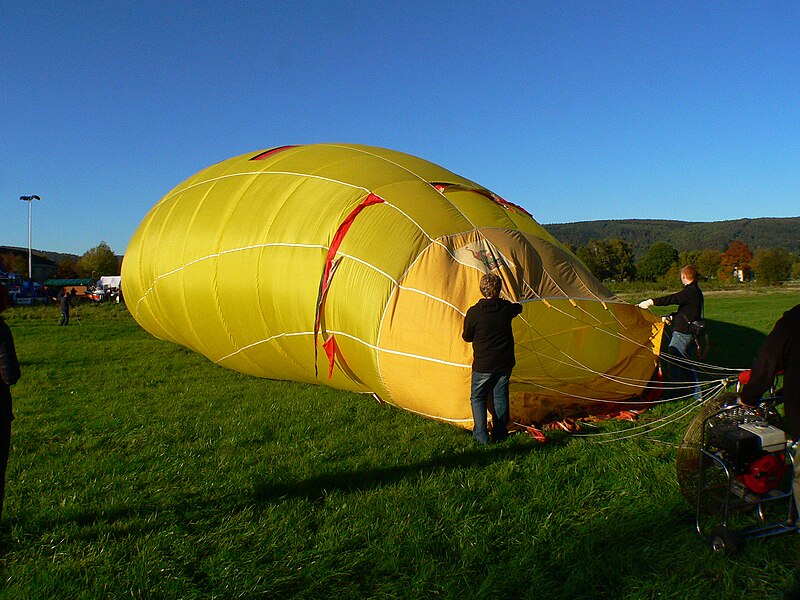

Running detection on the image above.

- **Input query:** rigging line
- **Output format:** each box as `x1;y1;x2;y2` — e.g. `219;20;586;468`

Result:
578;382;727;443
555;320;738;384
658;351;743;376
509;231;614;325
515;309;663;388
530;333;660;386
518;297;579;323
678;355;743;374
512;373;732;406
572;394;710;438
518;297;662;361
590;398;708;444
592;381;728;443
509;230;619;324
591;316;664;353
427;181;611;320
510;376;670;405
512;345;658;388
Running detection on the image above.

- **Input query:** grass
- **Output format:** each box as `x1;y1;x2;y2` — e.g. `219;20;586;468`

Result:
1;291;799;599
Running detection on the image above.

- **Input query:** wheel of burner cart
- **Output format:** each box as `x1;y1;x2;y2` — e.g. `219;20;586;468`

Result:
709;525;737;554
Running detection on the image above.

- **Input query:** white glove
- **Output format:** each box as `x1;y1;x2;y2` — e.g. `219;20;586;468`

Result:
637;299;654;309
662;316;671;323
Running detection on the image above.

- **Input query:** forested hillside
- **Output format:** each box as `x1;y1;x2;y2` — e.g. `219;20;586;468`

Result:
544;217;799;257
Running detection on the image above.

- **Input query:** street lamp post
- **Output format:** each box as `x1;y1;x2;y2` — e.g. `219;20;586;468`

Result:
19;195;41;280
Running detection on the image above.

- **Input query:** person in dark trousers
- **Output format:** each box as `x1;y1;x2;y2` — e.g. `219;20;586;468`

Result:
738;304;800;515
638;265;704;399
0;285;21;521
58;289;73;326
462;273;523;444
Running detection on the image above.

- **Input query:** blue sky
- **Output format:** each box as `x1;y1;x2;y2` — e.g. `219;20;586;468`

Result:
2;1;799;256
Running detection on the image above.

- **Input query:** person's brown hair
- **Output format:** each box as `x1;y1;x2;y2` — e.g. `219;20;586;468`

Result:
681;265;698;282
479;273;502;299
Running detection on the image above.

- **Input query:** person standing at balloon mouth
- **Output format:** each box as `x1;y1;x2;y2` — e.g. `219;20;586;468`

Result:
0;285;21;521
462;273;523;444
638;265;704;400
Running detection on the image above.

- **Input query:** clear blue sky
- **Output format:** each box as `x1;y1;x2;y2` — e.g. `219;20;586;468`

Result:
2;1;799;256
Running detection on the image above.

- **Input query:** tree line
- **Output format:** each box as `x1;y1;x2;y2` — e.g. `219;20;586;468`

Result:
570;238;798;285
0;242;121;279
2;238;796;287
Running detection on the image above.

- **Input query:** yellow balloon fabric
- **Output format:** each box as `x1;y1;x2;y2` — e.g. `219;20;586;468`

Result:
123;144;663;427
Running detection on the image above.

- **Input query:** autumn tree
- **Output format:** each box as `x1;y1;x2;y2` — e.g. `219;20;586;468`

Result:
751;248;793;285
76;242;120;277
0;253;28;276
720;240;753;281
577;238;635;282
636;242;679;282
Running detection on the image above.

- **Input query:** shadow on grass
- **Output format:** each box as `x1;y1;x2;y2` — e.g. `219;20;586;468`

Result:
538;499;800;598
253;440;547;503
667;318;767;370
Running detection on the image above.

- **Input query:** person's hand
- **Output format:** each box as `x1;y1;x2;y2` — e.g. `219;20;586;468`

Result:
637;299;654;309
661;316;671;323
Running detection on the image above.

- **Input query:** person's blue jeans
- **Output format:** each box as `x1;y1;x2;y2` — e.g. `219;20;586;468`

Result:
667;331;700;400
470;370;511;444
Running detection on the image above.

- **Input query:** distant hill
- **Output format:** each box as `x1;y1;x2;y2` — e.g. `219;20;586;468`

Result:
543;217;800;258
0;246;80;264
5;216;798;265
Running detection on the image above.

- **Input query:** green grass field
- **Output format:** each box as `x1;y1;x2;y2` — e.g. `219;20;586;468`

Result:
1;291;799;599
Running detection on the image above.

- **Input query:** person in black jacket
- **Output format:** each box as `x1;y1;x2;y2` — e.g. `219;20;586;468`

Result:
739;304;800;437
0;286;21;521
58;289;73;326
638;265;704;400
462;273;522;444
738;304;800;516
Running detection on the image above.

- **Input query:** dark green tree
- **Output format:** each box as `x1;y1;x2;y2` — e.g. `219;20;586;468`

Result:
695;249;722;280
55;258;79;279
752;248;793;285
77;242;120;277
680;250;701;268
577;238;635;282
636;242;679;282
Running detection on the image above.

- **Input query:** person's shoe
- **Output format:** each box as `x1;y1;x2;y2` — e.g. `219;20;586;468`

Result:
472;432;490;445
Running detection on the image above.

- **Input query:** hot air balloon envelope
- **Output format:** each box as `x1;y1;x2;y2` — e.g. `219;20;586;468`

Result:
123;144;663;428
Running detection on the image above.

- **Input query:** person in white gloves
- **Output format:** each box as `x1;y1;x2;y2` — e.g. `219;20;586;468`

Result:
638;265;704;399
